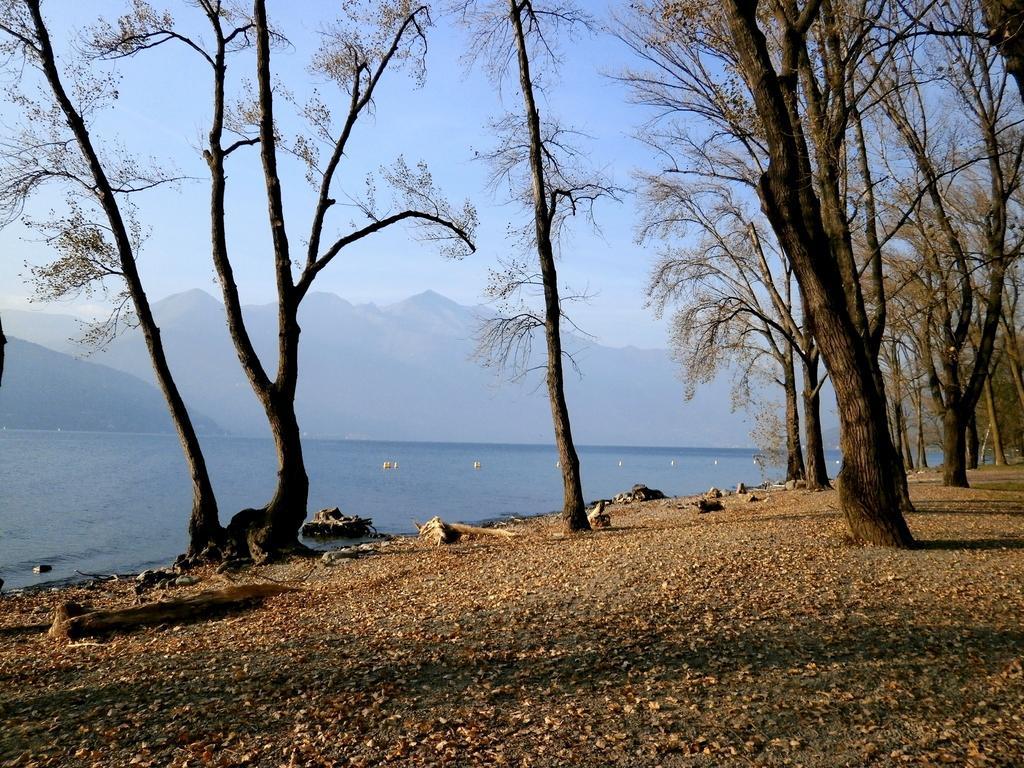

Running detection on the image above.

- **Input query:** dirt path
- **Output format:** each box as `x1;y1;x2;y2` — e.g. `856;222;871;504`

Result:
2;482;1022;767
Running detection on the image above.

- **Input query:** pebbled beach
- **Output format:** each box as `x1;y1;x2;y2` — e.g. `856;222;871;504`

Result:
2;473;1023;767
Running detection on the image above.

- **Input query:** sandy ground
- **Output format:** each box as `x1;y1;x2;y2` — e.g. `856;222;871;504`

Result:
1;475;1022;767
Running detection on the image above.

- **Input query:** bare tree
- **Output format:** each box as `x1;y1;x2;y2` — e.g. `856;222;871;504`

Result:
713;0;918;545
621;0;912;543
642;178;837;487
460;0;616;533
87;0;477;560
877;1;1024;486
0;0;223;559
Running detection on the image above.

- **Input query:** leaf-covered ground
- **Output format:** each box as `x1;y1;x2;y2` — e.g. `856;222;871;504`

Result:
2;475;1023;767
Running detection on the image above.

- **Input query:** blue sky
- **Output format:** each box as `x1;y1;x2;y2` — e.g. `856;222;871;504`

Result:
0;0;673;348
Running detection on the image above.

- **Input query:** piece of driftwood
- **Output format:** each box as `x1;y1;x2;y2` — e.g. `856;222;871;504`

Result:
301;508;376;538
612;484;666;503
48;583;300;641
587;500;612;528
415;516;518;546
696;498;725;514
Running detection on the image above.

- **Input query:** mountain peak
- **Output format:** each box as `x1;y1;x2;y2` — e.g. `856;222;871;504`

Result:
154;288;221;311
389;289;464;312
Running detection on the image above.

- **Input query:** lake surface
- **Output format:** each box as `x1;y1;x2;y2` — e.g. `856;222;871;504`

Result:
0;431;816;590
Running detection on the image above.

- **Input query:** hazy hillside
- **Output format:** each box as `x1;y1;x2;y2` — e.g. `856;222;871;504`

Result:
0;337;222;434
3;290;766;447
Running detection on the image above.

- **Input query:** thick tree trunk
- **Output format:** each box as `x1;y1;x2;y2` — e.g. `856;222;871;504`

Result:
25;0;223;560
784;348;806;482
723;0;913;546
942;404;969;486
0;313;5;388
984;374;1007;465
509;0;588;532
227;387;309;561
801;359;831;490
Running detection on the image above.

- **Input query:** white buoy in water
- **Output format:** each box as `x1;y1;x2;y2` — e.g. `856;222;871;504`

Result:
618;460;623;467
670;459;676;466
473;461;481;469
555;461;560;468
383;461;392;470
394;461;399;470
714;459;718;465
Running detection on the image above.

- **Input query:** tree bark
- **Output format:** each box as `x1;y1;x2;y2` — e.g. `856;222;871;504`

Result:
24;0;222;559
983;0;1024;104
723;0;913;546
784;346;806;482
801;357;831;490
894;398;914;471
983;373;1007;465
508;0;588;533
967;412;980;470
913;386;928;469
942;400;970;486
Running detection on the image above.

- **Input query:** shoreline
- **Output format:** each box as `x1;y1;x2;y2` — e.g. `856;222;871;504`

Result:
0;506;570;597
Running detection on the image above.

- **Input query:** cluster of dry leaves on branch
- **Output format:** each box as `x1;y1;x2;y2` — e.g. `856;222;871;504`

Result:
2;474;1023;767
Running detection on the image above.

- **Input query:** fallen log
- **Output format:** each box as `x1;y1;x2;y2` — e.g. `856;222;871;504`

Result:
49;583;300;641
415;516;518;546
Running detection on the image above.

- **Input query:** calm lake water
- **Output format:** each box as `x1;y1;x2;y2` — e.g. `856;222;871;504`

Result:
0;431;815;590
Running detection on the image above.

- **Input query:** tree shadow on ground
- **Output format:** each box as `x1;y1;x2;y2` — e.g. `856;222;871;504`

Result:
915;538;1024;550
911;499;1024;516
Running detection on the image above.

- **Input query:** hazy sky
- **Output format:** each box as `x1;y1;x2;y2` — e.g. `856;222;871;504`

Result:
0;0;674;348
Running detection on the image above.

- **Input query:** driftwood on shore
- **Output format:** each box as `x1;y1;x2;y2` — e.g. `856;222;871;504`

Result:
612;484;666;503
415;516;518;546
48;583;300;641
301;508;376;538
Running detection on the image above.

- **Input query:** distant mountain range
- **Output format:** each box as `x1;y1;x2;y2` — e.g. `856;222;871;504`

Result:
1;289;762;446
0;337;222;434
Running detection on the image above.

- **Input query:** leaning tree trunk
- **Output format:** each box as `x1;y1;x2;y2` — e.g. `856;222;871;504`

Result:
984;374;1007;465
724;0;913;546
784;347;806;482
25;0;223;559
509;0;588;532
227;383;310;561
801;359;831;490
